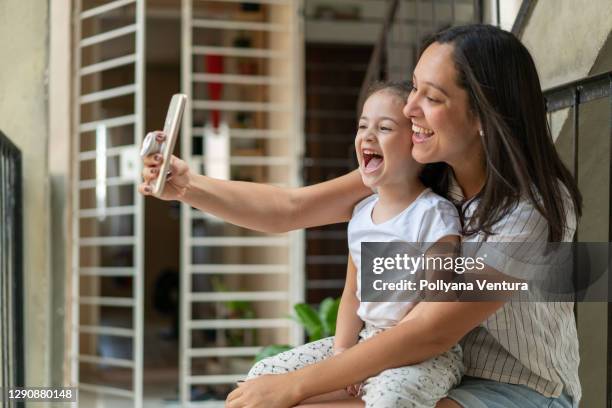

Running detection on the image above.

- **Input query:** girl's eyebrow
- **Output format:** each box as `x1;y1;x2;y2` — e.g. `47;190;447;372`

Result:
359;116;398;125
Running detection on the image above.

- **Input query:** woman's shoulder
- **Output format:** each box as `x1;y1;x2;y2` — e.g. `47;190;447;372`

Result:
474;184;576;243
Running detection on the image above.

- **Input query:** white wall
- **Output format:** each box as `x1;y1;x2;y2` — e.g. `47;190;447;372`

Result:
520;2;612;407
0;0;51;390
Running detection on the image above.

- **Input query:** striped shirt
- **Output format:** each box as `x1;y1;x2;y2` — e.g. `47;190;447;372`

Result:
449;180;581;402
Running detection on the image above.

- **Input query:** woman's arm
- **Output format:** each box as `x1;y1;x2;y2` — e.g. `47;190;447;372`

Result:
140;151;370;233
333;255;364;352
227;300;505;407
292;300;505;400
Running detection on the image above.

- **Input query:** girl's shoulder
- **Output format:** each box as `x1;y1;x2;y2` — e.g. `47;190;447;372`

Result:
352;193;378;217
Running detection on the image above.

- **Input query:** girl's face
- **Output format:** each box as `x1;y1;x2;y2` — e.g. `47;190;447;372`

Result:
355;90;421;189
403;42;482;168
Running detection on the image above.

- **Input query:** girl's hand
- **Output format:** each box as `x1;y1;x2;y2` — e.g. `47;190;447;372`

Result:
138;131;192;201
225;373;302;408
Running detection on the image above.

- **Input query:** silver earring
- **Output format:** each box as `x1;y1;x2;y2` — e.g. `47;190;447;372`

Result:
478;130;484;137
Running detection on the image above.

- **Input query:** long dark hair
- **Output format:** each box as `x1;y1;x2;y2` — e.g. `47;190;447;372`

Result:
420;24;582;242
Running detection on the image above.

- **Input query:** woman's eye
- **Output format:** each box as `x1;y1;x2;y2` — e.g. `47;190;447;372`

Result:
426;96;440;103
358;124;367;130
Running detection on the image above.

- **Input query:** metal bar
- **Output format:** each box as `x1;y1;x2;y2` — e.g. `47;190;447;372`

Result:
192;100;289;112
80;84;136;104
496;0;501;26
189;318;290;329
192;46;285;59
357;0;400;111
190;264;289;274
78;354;135;368
80;24;137;48
511;0;537;36
80;267;135;277
573;87;579;179
191;236;289;247
133;0;146;405
192;18;285;32
196;0;290;4
189;291;289;302
192;128;290;139
80;296;135;307
608;75;612;408
79;236;136;246
80;0;136;20
78;177;134;189
192;73;287;86
79;114;136;133
187;347;262;358
79;383;134;398
78;145;131;161
544;72;612;111
200;156;291;166
78;205;135;218
181;0;193;405
71;0;83;388
79;325;134;337
80;54;137;76
187;374;244;385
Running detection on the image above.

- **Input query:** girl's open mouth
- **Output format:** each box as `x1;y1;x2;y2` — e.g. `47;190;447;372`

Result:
363;149;384;173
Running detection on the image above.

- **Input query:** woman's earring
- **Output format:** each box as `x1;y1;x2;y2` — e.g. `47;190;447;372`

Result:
478;130;484;137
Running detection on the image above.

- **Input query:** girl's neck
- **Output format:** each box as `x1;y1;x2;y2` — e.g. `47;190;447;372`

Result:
371;177;425;224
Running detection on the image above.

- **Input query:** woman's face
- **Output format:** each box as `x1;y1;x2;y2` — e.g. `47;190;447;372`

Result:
403;42;482;168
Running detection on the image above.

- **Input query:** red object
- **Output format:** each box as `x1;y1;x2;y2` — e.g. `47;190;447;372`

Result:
205;55;224;129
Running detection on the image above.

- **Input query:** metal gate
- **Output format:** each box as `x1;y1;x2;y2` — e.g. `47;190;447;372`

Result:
0;131;24;408
180;0;304;405
71;0;146;405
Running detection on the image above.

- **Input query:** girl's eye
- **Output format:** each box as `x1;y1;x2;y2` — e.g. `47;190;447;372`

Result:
380;127;392;131
426;96;440;103
358;124;367;130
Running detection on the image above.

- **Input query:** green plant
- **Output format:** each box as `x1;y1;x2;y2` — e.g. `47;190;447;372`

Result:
254;297;340;362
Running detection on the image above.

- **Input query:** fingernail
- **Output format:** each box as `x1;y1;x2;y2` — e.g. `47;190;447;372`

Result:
156;133;165;142
155;154;162;162
151;168;158;174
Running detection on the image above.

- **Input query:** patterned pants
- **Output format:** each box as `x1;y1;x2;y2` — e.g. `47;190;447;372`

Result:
247;325;464;408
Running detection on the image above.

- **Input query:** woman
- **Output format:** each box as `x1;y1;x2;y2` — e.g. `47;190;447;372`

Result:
141;24;581;408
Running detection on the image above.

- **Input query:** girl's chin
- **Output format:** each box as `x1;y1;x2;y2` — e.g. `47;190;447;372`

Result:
360;173;380;190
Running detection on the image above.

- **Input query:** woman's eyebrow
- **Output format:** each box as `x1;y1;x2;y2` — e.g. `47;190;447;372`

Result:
413;74;449;97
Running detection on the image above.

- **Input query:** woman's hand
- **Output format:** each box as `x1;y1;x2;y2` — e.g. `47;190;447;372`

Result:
138;131;192;201
334;348;363;397
225;373;302;408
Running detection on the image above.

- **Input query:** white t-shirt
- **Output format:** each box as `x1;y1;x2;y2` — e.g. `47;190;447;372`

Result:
348;188;461;328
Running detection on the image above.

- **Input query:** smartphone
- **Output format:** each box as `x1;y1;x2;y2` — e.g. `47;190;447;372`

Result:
152;93;187;197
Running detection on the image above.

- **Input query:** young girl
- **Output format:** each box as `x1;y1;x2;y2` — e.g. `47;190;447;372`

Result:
245;82;464;408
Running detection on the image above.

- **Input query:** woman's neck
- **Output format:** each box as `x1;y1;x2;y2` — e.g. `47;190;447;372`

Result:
451;157;486;200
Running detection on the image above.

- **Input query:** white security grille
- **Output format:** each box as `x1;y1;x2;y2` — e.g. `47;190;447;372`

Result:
71;0;145;406
180;0;304;405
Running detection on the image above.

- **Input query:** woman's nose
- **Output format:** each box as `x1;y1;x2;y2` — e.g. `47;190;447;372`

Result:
403;95;421;119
